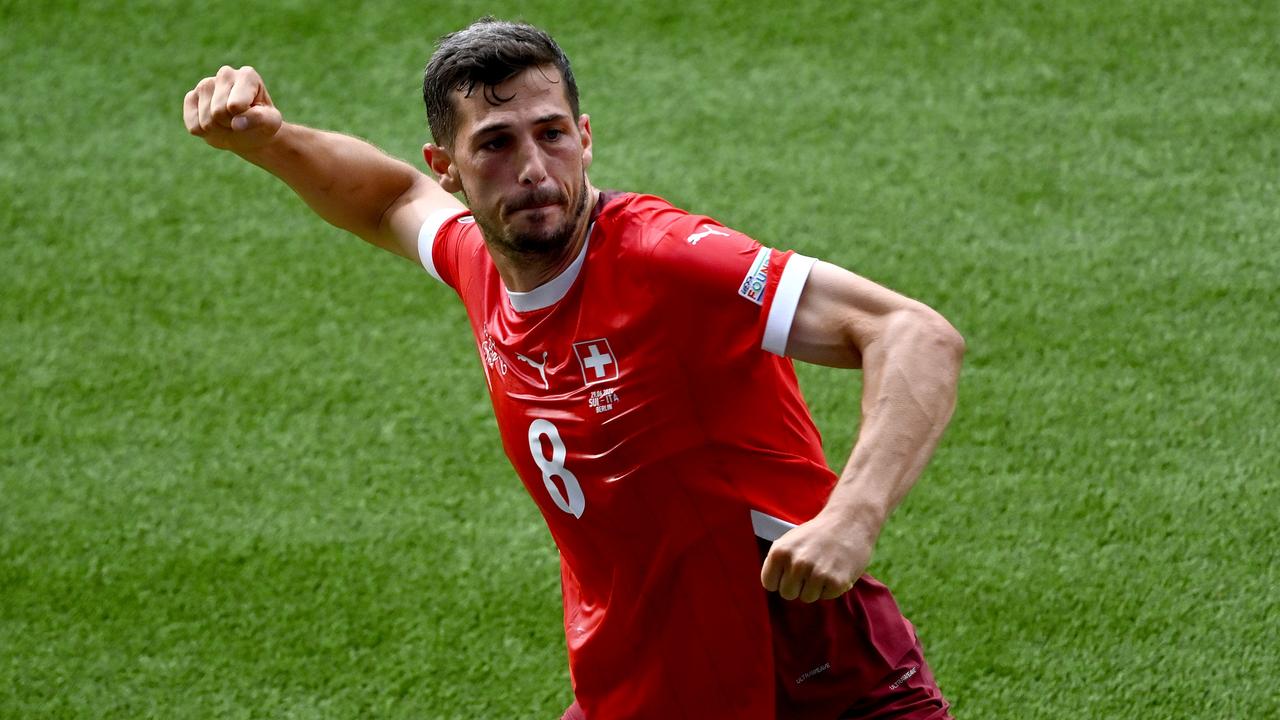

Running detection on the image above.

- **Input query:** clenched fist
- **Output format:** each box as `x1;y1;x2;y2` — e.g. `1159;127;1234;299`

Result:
183;65;283;152
760;510;876;603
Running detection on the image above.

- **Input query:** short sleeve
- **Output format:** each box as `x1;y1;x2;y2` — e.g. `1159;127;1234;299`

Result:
417;208;475;290
645;211;816;357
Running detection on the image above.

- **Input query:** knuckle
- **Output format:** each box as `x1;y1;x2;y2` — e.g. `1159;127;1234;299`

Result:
217;65;235;78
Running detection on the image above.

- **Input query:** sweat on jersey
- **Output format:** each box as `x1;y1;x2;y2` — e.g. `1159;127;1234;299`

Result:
417;192;918;719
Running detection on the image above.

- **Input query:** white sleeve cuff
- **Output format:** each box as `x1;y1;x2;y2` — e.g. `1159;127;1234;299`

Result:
761;254;817;356
417;208;466;282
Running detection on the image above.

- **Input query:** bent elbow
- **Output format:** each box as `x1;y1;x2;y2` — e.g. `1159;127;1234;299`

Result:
912;307;965;370
936;317;966;366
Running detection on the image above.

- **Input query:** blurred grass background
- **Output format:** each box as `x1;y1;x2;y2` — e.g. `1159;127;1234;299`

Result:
2;0;1277;717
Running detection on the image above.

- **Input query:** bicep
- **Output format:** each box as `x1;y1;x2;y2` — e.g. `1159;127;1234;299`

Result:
375;174;466;263
784;261;937;368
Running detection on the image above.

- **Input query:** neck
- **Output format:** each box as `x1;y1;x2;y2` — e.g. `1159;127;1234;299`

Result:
490;185;600;292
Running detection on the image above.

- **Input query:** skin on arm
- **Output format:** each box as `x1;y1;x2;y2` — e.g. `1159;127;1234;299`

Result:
182;65;464;261
760;260;966;603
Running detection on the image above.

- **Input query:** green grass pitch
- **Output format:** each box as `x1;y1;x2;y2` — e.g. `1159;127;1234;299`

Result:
2;1;1277;717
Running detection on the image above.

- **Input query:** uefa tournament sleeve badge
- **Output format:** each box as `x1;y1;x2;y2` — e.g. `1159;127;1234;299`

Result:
738;248;771;305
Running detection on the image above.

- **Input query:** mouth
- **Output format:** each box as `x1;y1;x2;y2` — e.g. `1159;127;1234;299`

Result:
506;191;568;218
507;203;563;224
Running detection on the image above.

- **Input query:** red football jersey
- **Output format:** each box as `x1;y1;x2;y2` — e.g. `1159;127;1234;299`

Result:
419;192;917;718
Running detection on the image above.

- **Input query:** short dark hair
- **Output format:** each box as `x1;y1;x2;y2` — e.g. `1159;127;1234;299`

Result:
423;17;580;147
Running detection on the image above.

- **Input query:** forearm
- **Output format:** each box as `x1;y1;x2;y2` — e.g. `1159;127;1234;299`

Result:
762;263;964;600
821;309;964;537
236;123;422;242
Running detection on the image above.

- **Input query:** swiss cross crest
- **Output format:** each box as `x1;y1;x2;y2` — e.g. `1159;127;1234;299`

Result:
573;338;619;386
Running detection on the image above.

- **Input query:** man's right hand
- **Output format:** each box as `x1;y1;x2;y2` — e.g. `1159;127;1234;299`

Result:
183;65;283;153
179;66;461;262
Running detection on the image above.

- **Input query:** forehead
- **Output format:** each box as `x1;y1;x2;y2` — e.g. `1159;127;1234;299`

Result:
453;65;574;138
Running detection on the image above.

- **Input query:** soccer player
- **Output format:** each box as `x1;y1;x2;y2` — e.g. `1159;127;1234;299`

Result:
183;17;964;720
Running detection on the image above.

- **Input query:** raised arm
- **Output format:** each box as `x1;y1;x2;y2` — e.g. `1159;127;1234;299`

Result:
761;260;965;603
182;65;464;262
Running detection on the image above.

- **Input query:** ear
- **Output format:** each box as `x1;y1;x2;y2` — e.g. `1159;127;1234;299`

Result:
423;143;462;193
578;114;593;171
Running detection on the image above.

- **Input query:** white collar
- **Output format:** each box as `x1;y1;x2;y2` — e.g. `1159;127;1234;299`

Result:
505;223;593;312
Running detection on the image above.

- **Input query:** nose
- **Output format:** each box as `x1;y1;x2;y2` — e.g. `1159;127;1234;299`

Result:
516;139;548;187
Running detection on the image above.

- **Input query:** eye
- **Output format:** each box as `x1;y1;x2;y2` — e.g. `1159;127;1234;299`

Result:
481;136;508;151
544;128;564;141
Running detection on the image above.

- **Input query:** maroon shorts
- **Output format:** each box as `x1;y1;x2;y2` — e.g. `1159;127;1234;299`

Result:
560;537;952;719
765;535;953;720
560;646;949;719
833;640;952;719
559;646;948;720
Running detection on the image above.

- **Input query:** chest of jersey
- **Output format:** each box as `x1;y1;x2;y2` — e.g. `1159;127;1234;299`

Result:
465;246;706;542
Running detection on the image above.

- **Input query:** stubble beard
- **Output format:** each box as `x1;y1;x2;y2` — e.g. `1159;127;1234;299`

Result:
469;174;589;259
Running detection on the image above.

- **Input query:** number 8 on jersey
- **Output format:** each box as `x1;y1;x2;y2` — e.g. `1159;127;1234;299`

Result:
527;419;586;518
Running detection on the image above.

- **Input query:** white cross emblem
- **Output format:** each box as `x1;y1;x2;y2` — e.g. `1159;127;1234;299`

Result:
572;338;619;386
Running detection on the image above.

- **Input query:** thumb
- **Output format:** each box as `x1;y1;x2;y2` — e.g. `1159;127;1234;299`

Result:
231;105;282;134
760;543;787;592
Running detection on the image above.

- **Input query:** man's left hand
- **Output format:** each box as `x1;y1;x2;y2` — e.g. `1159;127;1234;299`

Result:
760;511;878;603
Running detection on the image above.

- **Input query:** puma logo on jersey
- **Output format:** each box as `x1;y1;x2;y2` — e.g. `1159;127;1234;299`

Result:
515;350;550;390
687;224;731;245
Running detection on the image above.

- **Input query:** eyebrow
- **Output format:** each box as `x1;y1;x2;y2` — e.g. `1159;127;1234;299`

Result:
472;113;570;138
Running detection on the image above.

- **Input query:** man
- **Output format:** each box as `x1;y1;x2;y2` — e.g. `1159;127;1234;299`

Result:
183;17;964;720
